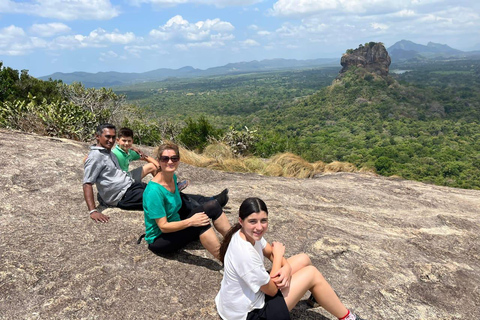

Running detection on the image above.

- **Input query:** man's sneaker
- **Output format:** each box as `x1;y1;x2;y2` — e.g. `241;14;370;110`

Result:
306;293;320;308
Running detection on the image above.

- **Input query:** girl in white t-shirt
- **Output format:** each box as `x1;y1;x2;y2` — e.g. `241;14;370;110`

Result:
215;197;365;320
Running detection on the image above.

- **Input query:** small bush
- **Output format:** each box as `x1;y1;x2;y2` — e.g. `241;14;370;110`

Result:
178;116;223;152
1;98;96;140
219;126;258;156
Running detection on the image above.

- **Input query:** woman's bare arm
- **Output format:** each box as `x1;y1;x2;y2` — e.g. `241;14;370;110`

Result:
155;213;209;233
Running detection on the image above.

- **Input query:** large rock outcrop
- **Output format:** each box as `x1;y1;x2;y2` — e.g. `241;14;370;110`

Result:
339;42;391;77
1;129;479;319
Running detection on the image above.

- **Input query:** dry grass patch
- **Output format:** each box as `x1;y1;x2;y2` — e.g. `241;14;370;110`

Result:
261;163;284;177
208;158;250;173
179;146;215;167
324;161;357;173
178;143;362;179
312;160;326;174
359;166;376;174
203;143;234;160
268;153;315;178
244;157;267;173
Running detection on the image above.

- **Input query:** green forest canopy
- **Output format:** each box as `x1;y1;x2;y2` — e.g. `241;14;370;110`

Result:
117;60;480;189
2;59;480;189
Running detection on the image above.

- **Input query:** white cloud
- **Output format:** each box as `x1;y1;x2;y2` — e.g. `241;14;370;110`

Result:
128;0;262;8
0;25;47;55
275;18;328;39
149;15;234;45
240;39;260;47
51;28;136;49
394;9;416;17
99;50;127;61
257;30;271;36
371;22;388;30
30;23;71;37
124;44;166;57
270;0;340;17
175;41;223;50
211;33;235;41
0;0;120;20
269;0;446;17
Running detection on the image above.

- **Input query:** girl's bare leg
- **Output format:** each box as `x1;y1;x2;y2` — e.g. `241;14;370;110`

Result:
281;265;348;318
199;228;221;259
212;212;231;237
287;253;312;274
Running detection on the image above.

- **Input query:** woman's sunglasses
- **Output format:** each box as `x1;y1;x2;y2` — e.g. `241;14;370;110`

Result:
159;156;180;163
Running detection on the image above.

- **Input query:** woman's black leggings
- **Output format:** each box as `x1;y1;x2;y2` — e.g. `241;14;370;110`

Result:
148;199;223;255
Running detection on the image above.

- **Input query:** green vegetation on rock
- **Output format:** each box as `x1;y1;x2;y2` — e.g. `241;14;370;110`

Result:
2;59;479;189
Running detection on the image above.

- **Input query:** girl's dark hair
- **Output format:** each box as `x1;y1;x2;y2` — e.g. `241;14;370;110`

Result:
219;197;268;263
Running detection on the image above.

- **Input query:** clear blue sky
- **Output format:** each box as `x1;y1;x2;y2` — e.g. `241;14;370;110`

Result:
1;0;479;77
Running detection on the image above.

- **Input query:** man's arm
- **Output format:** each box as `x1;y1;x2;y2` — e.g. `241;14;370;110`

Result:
83;183;109;222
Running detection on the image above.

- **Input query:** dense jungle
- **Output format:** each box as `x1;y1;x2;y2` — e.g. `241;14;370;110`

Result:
1;55;480;189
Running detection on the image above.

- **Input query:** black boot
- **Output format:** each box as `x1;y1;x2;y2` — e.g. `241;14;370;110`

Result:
213;188;229;207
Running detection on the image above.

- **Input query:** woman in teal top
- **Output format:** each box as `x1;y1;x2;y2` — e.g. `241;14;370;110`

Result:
143;143;231;258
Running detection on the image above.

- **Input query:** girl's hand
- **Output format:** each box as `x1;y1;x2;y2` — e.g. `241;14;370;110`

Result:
272;263;292;289
271;241;285;258
188;212;210;227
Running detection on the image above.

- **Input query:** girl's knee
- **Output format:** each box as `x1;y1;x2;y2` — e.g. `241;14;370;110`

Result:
299;253;312;266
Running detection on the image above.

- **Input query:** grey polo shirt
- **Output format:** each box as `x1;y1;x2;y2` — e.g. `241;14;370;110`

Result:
83;146;134;206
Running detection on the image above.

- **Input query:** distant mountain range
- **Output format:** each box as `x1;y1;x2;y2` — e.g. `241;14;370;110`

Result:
39;40;480;88
387;39;480;63
39;58;338;88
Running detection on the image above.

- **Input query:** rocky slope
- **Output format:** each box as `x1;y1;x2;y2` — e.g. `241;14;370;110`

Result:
340;43;391;77
0;129;479;319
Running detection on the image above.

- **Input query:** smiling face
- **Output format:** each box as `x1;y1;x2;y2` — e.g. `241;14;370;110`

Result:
116;136;133;152
159;149;180;173
239;210;268;245
96;128;116;150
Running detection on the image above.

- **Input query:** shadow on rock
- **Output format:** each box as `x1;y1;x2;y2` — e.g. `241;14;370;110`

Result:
150;241;223;272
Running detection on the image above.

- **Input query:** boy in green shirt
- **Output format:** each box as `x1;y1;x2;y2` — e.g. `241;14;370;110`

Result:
112;128;159;183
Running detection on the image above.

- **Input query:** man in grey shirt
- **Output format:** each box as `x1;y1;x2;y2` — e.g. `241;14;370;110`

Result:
83;123;147;222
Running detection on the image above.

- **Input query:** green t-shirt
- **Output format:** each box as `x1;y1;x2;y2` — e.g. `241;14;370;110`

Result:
112;144;141;171
143;175;182;244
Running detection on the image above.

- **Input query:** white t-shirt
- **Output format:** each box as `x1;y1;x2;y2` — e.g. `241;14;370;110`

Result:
215;230;270;320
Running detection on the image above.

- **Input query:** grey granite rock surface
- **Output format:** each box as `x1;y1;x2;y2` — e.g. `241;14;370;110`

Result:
0;129;479;319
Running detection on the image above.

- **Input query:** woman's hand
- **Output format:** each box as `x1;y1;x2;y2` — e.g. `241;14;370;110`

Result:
188;212;210;227
271;262;292;289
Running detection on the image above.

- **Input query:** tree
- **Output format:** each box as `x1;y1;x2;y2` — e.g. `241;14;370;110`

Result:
178;116;223;151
